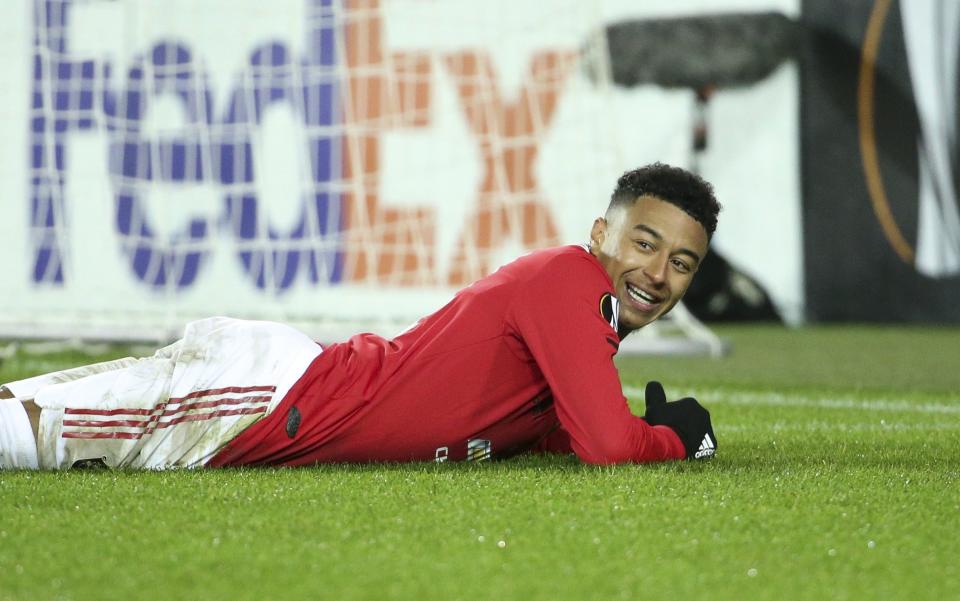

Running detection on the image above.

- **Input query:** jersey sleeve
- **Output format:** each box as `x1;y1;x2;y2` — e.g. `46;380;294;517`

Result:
509;252;685;464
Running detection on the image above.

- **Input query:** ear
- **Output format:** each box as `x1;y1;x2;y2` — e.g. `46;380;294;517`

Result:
590;217;607;252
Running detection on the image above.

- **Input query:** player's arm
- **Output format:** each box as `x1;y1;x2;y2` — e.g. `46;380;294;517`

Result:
509;253;688;464
527;382;718;461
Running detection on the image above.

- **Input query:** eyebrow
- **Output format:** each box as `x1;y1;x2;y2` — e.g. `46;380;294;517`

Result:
633;224;703;265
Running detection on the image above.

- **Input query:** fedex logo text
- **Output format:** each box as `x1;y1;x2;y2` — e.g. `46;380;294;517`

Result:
31;0;572;293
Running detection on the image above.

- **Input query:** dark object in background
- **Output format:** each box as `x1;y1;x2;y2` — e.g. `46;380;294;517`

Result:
599;11;798;90
801;0;960;322
596;11;798;171
683;251;783;322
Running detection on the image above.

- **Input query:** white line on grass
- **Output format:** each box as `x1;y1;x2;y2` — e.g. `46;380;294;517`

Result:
622;387;960;415
719;422;960;433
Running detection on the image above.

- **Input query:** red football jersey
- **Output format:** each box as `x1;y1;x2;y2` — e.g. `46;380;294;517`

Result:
209;245;684;466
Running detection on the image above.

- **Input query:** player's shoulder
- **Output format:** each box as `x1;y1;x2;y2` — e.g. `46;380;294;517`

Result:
464;245;612;301
503;245;620;338
508;245;611;283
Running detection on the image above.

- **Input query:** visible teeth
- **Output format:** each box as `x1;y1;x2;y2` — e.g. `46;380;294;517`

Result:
627;284;658;304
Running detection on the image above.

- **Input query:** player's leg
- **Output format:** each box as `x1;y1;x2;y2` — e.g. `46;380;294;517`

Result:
3;317;321;469
0;396;39;469
2;356;138;401
0;386;37;436
33;357;173;468
34;317;321;469
2;358;136;469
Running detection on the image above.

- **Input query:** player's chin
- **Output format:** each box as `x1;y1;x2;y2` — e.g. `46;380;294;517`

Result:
623;293;682;328
620;305;663;331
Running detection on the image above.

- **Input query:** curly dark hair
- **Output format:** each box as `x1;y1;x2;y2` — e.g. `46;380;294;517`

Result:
608;163;721;238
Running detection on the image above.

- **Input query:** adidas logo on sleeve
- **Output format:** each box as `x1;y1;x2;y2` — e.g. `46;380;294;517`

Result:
694;433;716;459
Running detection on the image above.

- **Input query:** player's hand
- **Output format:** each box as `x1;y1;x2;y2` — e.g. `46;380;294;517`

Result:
643;381;716;460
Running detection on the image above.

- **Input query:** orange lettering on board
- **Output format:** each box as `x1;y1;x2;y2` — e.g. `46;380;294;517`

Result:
444;50;576;286
342;0;435;284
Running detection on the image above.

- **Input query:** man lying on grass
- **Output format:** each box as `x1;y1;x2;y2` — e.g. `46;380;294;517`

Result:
0;163;720;470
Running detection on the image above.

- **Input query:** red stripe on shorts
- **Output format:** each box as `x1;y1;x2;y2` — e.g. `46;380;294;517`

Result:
62;395;273;428
64;385;277;417
170;385;276;403
61;405;268;440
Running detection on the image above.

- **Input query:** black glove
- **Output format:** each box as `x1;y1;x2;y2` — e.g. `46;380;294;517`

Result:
642;381;716;460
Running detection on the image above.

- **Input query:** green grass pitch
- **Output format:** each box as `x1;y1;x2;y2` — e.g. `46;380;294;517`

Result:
1;325;958;601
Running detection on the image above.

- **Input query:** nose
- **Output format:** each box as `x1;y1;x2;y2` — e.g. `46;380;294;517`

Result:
643;251;669;286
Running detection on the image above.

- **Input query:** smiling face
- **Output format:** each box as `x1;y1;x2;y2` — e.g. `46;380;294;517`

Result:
589;195;709;334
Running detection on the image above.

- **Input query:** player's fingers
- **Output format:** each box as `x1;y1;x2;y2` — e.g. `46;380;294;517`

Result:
644;380;666;409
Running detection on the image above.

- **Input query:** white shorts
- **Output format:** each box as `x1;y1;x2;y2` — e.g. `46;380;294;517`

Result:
3;317;322;470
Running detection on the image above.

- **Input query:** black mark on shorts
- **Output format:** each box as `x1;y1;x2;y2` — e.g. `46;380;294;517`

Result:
72;457;108;470
286;406;302;438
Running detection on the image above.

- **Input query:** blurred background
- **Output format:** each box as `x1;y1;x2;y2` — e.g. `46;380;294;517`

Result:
0;0;957;351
